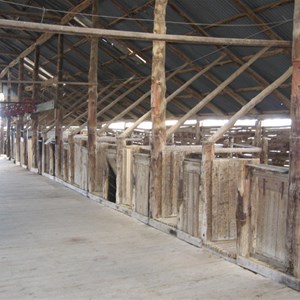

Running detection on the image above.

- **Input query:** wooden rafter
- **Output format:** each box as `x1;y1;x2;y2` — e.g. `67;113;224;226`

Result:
0;19;291;48
0;0;92;79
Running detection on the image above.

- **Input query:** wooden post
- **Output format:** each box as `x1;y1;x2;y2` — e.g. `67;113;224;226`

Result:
68;134;75;184
0;117;3;155
16;57;24;164
236;166;251;257
116;137;126;204
87;0;99;193
195;118;201;145
0;81;4;155
254;119;262;147
149;0;168;219
287;0;300;278
23;125;28;166
38;124;42;174
42;132;47;174
260;137;268;164
31;45;40;169
200;142;215;241
6;69;11;160
55;34;64;178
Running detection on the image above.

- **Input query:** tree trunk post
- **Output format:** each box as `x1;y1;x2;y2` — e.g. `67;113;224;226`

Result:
87;0;99;193
149;0;168;219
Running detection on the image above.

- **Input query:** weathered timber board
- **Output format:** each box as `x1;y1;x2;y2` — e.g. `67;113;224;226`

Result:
178;159;201;237
133;153;150;216
212;158;259;241
254;171;288;267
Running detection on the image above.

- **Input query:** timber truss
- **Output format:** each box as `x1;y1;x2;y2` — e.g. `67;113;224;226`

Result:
0;0;293;131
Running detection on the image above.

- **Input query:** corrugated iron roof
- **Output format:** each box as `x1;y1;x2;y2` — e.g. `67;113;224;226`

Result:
0;0;294;122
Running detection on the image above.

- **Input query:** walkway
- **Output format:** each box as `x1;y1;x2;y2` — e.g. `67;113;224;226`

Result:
0;156;299;299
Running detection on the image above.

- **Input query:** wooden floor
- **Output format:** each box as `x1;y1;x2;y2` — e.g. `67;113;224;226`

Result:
0;156;299;300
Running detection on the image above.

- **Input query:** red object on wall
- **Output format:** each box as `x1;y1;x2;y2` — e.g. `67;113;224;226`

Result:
0;98;35;117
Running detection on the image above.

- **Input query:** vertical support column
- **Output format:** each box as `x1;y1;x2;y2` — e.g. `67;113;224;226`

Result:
87;1;99;193
16;58;24;165
68;134;75;184
260;137;268;164
42;132;47;174
254;119;262;147
236;166;251;257
0;81;4;155
287;0;300;278
55;34;64;178
23;124;28;167
116;137;126;204
254;119;265;162
195;118;201;145
200;142;215;241
31;45;40;169
149;0;168;219
6;69;11;160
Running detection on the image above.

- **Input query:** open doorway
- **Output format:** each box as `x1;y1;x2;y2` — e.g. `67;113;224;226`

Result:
107;164;116;203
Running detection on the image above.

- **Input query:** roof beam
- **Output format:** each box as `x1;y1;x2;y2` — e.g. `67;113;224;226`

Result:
0;0;92;79
166;47;270;138
0;19;291;49
0;9;61;22
208;67;292;143
119;54;226;138
169;2;291;110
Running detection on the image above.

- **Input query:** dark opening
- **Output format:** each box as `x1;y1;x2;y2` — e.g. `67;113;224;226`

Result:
108;165;116;203
51;143;55;175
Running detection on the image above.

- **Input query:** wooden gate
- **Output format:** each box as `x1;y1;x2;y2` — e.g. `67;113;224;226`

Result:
178;159;201;237
253;168;288;267
211;159;258;241
133;153;150;216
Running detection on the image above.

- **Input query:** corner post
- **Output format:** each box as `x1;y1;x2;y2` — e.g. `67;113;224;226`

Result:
31;45;40;169
287;0;300;278
200;142;214;241
55;34;64;178
87;0;99;193
149;0;168;219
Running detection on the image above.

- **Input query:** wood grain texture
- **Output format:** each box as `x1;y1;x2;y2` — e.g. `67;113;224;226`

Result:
149;0;168;219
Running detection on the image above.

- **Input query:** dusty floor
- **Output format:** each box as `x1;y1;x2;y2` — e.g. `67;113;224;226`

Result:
0;156;299;300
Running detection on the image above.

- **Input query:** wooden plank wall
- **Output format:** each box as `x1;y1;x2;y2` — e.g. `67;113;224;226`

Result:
43;143;49;174
95;143;109;198
115;145;142;207
27;139;32;170
211;159;259;241
178;159;201;237
253;170;288;267
74;138;88;190
48;144;55;176
63;145;69;181
74;142;81;187
133;153;150;216
20;140;25;166
162;151;185;217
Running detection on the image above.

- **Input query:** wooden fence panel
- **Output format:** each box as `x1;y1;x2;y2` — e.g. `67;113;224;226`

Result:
178;159;201;237
255;171;288;266
133;153;150;216
212;159;258;241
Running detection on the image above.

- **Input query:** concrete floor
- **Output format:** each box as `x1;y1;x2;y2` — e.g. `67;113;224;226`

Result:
0;157;299;300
